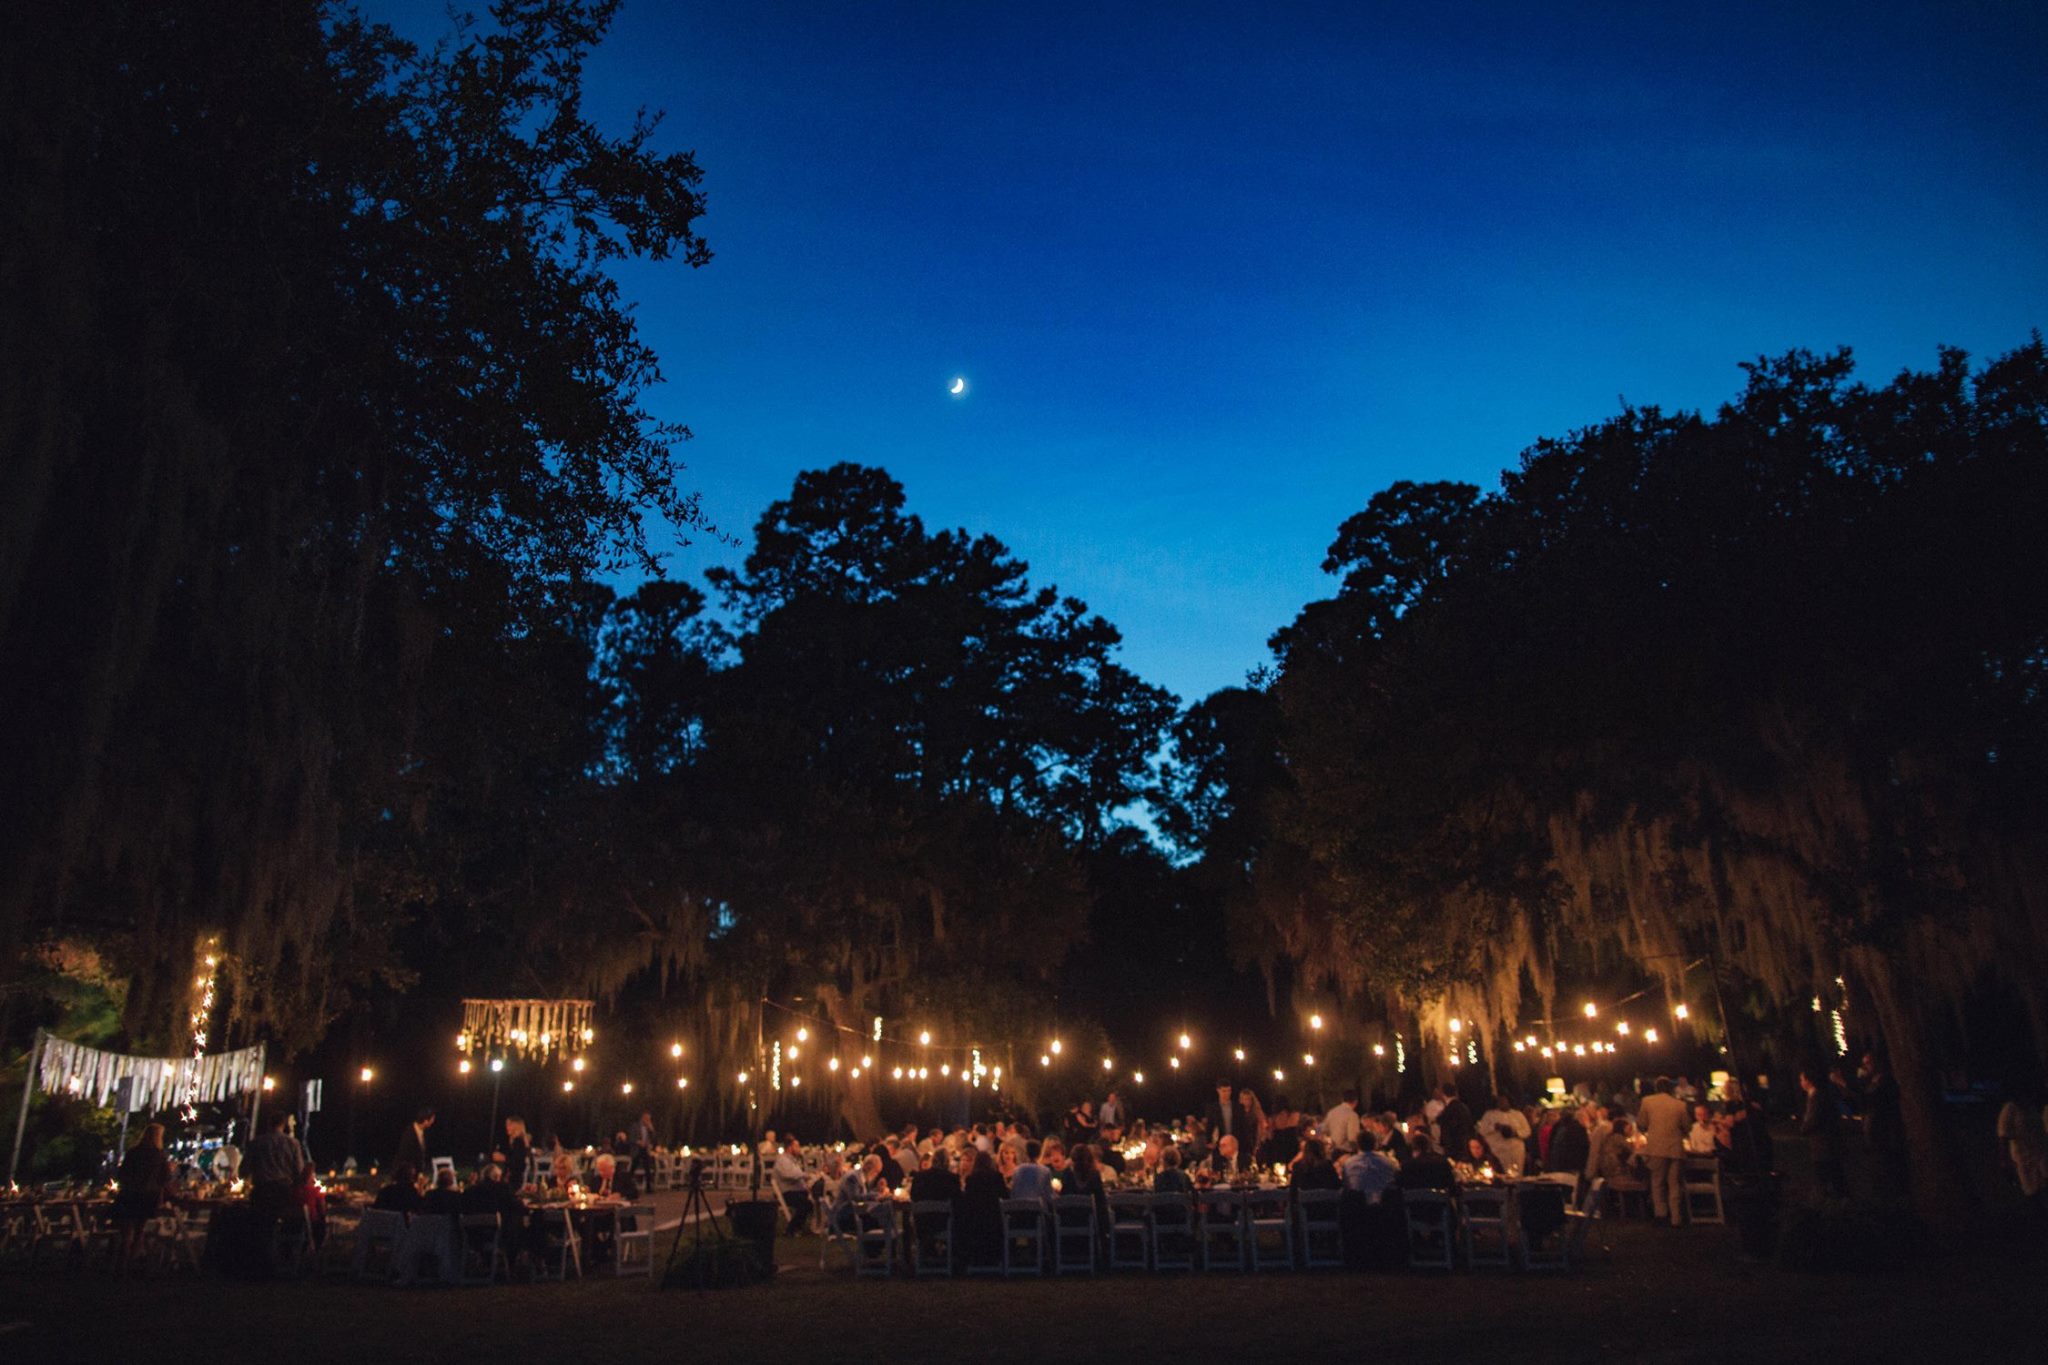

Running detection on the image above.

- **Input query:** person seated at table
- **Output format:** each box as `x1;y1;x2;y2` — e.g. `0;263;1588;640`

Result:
1144;1143;1190;1195
1009;1141;1055;1202
828;1154;881;1232
1394;1132;1456;1192
423;1165;464;1218
873;1141;904;1190
609;1149;640;1201
953;1145;1006;1270
1594;1116;1637;1183
1097;1127;1127;1175
995;1143;1021;1182
1546;1105;1592;1196
1290;1137;1342;1190
908;1147;960;1258
374;1163;426;1214
1363;1112;1410;1165
460;1162;528;1225
547;1136;575;1190
1039;1137;1070;1190
1687;1103;1721;1156
771;1136;814;1234
1341;1132;1400;1201
1065;1144;1109;1215
1203;1133;1245;1179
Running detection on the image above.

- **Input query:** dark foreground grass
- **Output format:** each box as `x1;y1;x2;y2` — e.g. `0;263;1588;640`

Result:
2;1217;2042;1365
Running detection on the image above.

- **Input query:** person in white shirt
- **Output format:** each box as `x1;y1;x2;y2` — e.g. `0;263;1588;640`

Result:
1685;1104;1720;1155
1341;1142;1400;1202
1322;1090;1363;1153
1099;1090;1124;1130
1478;1094;1532;1174
771;1137;814;1233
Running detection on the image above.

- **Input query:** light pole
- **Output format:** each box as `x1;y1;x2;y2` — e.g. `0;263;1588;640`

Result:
487;1055;505;1156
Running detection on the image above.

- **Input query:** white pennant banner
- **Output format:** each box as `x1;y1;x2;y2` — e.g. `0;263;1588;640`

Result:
35;1035;266;1113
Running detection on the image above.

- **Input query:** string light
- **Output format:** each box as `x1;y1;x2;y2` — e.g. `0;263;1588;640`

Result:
621;1082;633;1095
796;1027;809;1043
1050;1038;1063;1055
1302;1053;1314;1066
360;1066;375;1084
1372;1044;1385;1057
1583;1002;1598;1019
459;1059;472;1074
572;1057;586;1073
1132;1071;1145;1084
1309;1014;1324;1031
1233;1048;1246;1062
1448;1017;1462;1034
1169;1056;1181;1069
1103;1057;1115;1071
1178;1033;1191;1050
860;1055;873;1069
919;1031;932;1046
737;1070;749;1084
1644;1028;1659;1044
1273;1068;1286;1082
1616;1021;1630;1036
677;1077;689;1089
828;1057;840;1072
181;937;221;1122
1675;1003;1690;1020
671;1043;684;1058
489;1057;503;1073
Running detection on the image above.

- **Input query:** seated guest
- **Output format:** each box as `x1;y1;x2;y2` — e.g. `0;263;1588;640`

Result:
873;1141;904;1190
953;1146;1006;1270
1097;1127;1127;1175
1010;1141;1055;1202
1040;1137;1071;1189
374;1164;426;1213
1205;1133;1245;1178
1290;1137;1342;1190
909;1147;960;1259
423;1166;464;1218
1394;1133;1456;1192
1066;1144;1109;1219
1152;1145;1194;1194
996;1143;1020;1181
771;1137;813;1234
1547;1106;1592;1195
828;1155;878;1232
1364;1112;1410;1165
1341;1135;1400;1202
1594;1117;1637;1183
1687;1103;1721;1156
460;1163;528;1225
587;1152;618;1197
547;1136;575;1190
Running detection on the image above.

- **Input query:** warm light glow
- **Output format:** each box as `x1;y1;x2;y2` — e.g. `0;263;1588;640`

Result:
677;1077;689;1089
1448;1017;1462;1034
262;1076;276;1092
671;1042;684;1058
1102;1057;1114;1071
1512;1041;1525;1052
458;1059;472;1074
1132;1071;1145;1083
1541;1046;1554;1058
892;1067;904;1080
828;1056;840;1071
919;1031;932;1046
1616;1020;1630;1035
622;1082;634;1095
489;1057;504;1073
1645;1028;1660;1044
796;1027;809;1043
1178;1033;1191;1050
1169;1056;1181;1069
1040;1054;1051;1067
1675;1003;1690;1020
1572;1044;1585;1056
572;1057;586;1073
737;1071;750;1084
1525;1035;1537;1047
1302;1053;1314;1066
359;1067;375;1084
1050;1038;1063;1055
563;1080;574;1092
1273;1068;1286;1082
1233;1048;1246;1062
860;1055;873;1069
1372;1044;1385;1057
849;1068;860;1079
1583;1002;1598;1018
790;1076;801;1088
1309;1014;1324;1031
940;1063;951;1076
582;1028;595;1043
917;1067;928;1080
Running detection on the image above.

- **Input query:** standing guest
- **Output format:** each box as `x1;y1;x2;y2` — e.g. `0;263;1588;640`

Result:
1205;1081;1245;1147
1583;1105;1613;1184
1435;1084;1474;1165
394;1106;435;1176
1479;1093;1532;1175
1236;1087;1268;1153
630;1109;657;1169
111;1123;173;1272
953;1145;1006;1270
1067;1098;1100;1145
1594;1117;1637;1183
374;1164;425;1213
498;1116;532;1187
1548;1106;1592;1195
1099;1089;1125;1131
244;1111;304;1218
1799;1063;1848;1199
1860;1050;1907;1191
1639;1077;1690;1226
1261;1096;1302;1166
1533;1107;1563;1171
1322;1089;1363;1154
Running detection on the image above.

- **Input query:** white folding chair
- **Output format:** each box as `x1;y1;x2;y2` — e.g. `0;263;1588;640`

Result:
1246;1190;1293;1271
1293;1189;1344;1269
1050;1195;1098;1274
1150;1193;1196;1272
909;1200;953;1277
1682;1159;1724;1224
1000;1198;1049;1276
1107;1193;1152;1271
458;1213;507;1285
430;1156;457;1185
612;1204;655;1277
352;1209;407;1280
1402;1190;1455;1271
536;1207;582;1280
1459;1186;1512;1269
1197;1191;1249;1272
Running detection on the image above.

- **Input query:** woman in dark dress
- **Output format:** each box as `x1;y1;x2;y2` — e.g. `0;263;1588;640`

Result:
952;1145;1006;1271
499;1115;532;1188
112;1123;172;1271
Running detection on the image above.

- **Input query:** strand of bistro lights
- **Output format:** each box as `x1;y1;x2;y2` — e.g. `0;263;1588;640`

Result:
439;959;1796;1098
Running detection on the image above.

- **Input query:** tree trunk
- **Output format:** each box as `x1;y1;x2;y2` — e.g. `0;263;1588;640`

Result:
1845;946;1969;1229
820;987;885;1141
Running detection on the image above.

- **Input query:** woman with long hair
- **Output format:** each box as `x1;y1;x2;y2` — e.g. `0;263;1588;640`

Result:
111;1123;172;1272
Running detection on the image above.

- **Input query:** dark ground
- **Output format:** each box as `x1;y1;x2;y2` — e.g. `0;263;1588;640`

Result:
2;1208;2043;1365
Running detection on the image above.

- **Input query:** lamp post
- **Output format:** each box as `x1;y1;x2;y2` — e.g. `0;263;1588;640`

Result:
487;1056;505;1155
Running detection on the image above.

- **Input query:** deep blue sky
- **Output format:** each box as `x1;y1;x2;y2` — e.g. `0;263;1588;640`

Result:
383;1;2047;705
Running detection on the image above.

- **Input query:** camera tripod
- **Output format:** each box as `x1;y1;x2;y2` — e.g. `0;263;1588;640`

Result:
660;1160;727;1289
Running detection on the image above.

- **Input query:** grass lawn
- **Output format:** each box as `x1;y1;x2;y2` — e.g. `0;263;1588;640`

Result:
3;1208;2044;1365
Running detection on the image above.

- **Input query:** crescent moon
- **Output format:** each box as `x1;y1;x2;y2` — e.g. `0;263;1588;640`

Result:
949;377;967;396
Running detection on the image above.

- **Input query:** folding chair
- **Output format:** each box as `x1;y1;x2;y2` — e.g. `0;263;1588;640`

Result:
29;1203;85;1269
272;1206;317;1277
1050;1195;1098;1274
395;1213;459;1286
1197;1191;1249;1272
820;1199;861;1272
1150;1193;1196;1272
1402;1190;1455;1270
1107;1192;1152;1271
1293;1189;1344;1269
352;1209;407;1280
430;1156;457;1185
1682;1159;1724;1224
1246;1190;1294;1271
536;1207;583;1280
855;1199;898;1278
614;1204;656;1277
909;1200;953;1277
1459;1186;1512;1269
1000;1198;1049;1276
1563;1177;1609;1267
1512;1180;1570;1271
459;1213;507;1285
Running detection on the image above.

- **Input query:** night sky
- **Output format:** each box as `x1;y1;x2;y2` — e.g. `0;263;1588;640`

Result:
381;0;2047;705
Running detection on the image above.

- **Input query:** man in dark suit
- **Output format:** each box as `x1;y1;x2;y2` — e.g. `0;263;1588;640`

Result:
1206;1081;1251;1148
1435;1084;1474;1162
1547;1105;1592;1195
395;1106;436;1175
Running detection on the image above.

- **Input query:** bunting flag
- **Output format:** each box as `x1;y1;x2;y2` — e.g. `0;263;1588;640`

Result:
459;999;595;1062
34;1034;265;1113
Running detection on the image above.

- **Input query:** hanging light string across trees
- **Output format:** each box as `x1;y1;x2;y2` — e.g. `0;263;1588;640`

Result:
458;1000;595;1062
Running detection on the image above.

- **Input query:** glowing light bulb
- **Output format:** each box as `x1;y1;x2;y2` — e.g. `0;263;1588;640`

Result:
677;1077;689;1089
572;1057;586;1073
262;1076;276;1091
1583;1002;1598;1019
796;1027;809;1043
1050;1039;1063;1055
1178;1033;1191;1050
940;1063;951;1077
459;1059;472;1074
359;1067;375;1084
1303;1053;1315;1066
1233;1048;1246;1062
1645;1028;1659;1044
1675;1004;1690;1020
1040;1054;1051;1067
1372;1044;1385;1057
621;1082;633;1095
671;1043;684;1058
919;1031;932;1047
860;1055;873;1069
562;1080;574;1092
737;1071;749;1084
489;1057;503;1073
1273;1068;1286;1082
1133;1071;1145;1083
1309;1014;1323;1030
1448;1017;1463;1034
1169;1057;1181;1069
1103;1057;1114;1071
828;1057;840;1071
